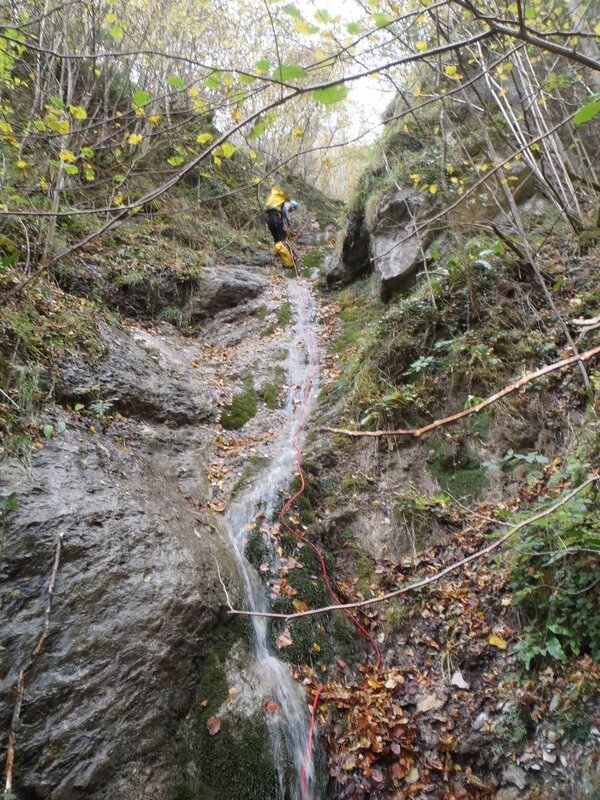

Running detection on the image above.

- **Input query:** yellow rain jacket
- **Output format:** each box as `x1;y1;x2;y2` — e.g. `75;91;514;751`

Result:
264;187;290;211
273;241;294;269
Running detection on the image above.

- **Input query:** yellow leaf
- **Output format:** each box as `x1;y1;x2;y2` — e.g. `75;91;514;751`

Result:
312;642;321;653
488;634;507;650
232;107;241;122
127;133;143;145
249;149;257;159
221;142;236;158
314;49;327;60
84;166;95;181
413;85;421;97
445;65;457;77
530;142;540;151
113;194;124;206
196;132;213;144
94;67;101;77
59;150;77;163
415;40;428;51
16;159;28;168
69;105;87;120
451;176;458;183
595;21;600;35
251;176;261;184
0;122;13;133
134;107;145;117
295;19;310;34
188;86;200;98
148;115;161;124
292;126;303;137
39;178;49;190
429;183;437;194
223;75;234;87
446;164;455;173
409;172;420;184
213;154;222;166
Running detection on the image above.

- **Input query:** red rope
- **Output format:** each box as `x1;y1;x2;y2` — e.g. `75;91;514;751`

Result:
276;278;382;800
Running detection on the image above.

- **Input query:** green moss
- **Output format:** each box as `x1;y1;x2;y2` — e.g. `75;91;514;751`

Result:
231;456;269;498
260;323;276;338
277;302;293;327
262;383;279;409
175;621;275;800
260;366;285;411
245;526;270;571
220;381;257;430
428;440;488;502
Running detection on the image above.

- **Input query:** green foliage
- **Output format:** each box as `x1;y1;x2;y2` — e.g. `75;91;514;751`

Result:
88;398;114;418
312;84;348;105
509;470;600;668
573;97;600;126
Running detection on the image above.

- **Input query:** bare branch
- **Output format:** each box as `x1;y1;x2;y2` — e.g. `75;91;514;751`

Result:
227;476;599;621
322;345;600;439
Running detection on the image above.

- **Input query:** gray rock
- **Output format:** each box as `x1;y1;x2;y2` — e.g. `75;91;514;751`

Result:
502;763;527;790
321;207;371;287
0;417;241;799
55;322;214;425
473;711;490;731
186;265;268;319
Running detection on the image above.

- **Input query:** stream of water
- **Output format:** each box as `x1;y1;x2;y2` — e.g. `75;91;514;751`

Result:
225;278;321;800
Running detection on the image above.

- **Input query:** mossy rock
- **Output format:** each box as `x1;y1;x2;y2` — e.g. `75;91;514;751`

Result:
221;382;257;430
427;439;488;502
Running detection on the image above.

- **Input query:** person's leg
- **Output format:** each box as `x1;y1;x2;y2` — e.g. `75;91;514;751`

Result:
267;211;285;243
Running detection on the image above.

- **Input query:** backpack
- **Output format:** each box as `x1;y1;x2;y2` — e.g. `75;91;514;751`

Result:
273;241;294;268
265;187;290;211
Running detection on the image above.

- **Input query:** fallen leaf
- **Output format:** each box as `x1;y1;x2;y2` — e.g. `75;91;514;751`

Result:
264;699;280;714
275;628;293;649
451;670;470;689
416;693;445;713
488;634;507;650
206;715;221;735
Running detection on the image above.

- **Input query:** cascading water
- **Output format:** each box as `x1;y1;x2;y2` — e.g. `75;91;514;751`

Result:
225;278;321;800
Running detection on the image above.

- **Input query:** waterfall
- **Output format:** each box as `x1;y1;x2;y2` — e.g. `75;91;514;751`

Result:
225;278;321;800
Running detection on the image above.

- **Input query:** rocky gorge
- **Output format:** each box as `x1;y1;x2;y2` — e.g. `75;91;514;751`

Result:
1;104;600;800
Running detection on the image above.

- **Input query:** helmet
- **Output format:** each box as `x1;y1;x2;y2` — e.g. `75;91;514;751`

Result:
291;199;299;209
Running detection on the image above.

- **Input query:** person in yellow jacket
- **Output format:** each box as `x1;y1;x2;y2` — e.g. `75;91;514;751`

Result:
264;187;299;245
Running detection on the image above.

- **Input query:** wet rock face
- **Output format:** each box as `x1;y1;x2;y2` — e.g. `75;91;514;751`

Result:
321;207;371;287
370;188;434;302
54;259;268;322
55;321;214;425
0;416;241;800
0;317;244;799
185;265;268;320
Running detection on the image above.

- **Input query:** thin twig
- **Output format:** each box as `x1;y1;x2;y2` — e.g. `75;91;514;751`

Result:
322;345;600;439
227;476;599;621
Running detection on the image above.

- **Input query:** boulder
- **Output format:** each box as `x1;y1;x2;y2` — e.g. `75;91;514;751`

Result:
371;187;435;301
0;414;241;799
186;265;268;320
55;322;214;425
321;207;371;287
